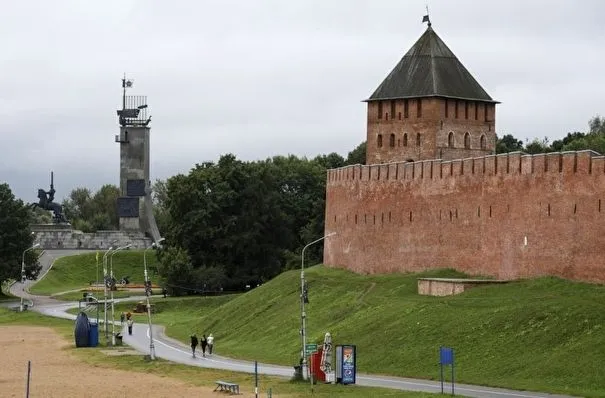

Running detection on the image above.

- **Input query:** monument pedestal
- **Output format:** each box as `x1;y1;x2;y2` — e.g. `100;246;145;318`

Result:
30;224;151;250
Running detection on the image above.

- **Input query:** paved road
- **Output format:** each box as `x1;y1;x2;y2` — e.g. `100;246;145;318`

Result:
10;250;577;398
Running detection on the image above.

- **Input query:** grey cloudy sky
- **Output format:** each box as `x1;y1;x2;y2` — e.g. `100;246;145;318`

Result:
1;0;604;201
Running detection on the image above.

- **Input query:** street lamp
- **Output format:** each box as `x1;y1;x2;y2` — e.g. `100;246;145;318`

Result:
144;238;165;360
20;243;40;312
110;244;132;345
300;232;336;380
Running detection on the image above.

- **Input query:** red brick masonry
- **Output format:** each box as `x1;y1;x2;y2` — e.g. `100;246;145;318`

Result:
324;150;605;283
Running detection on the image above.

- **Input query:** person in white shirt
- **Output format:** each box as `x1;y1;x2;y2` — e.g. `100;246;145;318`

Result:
207;333;214;355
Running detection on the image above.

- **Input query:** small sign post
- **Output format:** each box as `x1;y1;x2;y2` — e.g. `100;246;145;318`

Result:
305;343;318;356
439;347;455;395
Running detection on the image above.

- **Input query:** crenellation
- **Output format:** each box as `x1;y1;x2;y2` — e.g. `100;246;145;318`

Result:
463;158;473;175
592;156;605;175
533;154;547;174
414;161;423;179
547;153;561;174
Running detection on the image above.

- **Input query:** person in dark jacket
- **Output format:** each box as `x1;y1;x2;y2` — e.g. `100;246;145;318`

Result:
200;334;208;357
190;334;199;358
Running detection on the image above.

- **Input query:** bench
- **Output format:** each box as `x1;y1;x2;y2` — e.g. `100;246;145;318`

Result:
214;380;240;395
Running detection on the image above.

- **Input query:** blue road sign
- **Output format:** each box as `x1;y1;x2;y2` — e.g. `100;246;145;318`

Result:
440;347;454;365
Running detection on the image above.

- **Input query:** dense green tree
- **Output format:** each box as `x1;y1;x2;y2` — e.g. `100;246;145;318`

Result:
345;141;366;165
496;134;524;154
0;184;41;283
151;179;171;234
62;185;120;232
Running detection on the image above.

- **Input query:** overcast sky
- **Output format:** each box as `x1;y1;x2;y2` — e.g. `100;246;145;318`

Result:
1;0;604;201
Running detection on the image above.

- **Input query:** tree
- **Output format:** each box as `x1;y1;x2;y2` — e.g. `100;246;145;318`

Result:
151;179;171;234
496;134;524;154
346;141;366;165
0;184;41;283
62;185;120;232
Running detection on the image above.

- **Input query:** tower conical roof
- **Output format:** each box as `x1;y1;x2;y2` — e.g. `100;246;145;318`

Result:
366;26;498;103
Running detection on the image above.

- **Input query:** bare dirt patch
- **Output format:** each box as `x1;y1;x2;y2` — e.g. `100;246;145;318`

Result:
0;326;248;397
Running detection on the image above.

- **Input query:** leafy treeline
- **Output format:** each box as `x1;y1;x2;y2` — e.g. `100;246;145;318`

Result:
0;184;41;284
497;115;605;154
158;146;363;294
61;185;120;232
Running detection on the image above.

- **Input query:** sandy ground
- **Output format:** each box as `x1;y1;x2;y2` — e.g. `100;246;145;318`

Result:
0;326;248;397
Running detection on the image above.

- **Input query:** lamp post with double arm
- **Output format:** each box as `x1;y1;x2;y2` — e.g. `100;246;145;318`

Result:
109;244;132;346
143;238;164;360
300;232;336;380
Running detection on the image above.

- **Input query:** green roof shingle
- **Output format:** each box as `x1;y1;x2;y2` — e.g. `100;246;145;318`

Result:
366;26;498;103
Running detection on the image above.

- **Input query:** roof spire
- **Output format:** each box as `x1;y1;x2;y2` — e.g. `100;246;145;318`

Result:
422;5;431;27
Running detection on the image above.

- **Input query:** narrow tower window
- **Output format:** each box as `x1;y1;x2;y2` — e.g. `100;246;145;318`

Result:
404;99;409;118
390;100;396;119
475;102;479;120
464;132;471;149
480;134;487;150
377;101;383;119
403;133;408;147
416;99;422;117
377;134;383;147
445;100;449;118
455;101;459;118
448;132;454;148
416;133;421;146
389;134;395;147
465;102;469;119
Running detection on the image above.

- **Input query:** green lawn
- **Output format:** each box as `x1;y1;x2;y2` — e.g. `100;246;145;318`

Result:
109;266;605;397
30;251;159;295
0;308;438;397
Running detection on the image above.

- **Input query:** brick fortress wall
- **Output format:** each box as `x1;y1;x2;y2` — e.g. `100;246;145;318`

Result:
323;150;605;283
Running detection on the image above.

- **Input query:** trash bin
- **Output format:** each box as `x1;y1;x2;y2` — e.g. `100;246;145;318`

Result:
293;365;303;380
88;322;98;347
115;333;123;346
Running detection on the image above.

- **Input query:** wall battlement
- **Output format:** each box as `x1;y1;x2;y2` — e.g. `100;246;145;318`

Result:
327;150;603;184
323;150;605;284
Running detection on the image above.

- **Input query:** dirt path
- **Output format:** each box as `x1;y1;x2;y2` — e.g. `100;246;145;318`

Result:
0;326;245;397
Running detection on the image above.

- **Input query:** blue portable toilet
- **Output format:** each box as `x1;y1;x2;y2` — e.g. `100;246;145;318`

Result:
88;322;99;347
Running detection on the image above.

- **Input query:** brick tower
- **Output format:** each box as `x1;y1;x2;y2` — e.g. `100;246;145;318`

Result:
365;23;499;164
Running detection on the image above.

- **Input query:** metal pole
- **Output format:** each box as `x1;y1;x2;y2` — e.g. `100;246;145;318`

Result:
255;360;258;398
300;232;336;380
102;247;113;346
110;251;116;346
144;246;156;360
26;360;31;398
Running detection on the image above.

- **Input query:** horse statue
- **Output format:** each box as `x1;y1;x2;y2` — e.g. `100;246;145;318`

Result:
30;172;68;224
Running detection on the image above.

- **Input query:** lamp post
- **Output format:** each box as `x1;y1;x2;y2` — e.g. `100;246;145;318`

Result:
300;232;336;380
144;238;164;360
102;246;114;346
20;243;40;312
110;244;132;346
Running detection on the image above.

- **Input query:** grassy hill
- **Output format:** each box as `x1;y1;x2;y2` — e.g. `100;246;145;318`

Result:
30;251;159;295
113;265;604;397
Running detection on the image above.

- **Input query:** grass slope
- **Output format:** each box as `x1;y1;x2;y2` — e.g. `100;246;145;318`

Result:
0;308;437;397
30;251;159;295
116;266;605;397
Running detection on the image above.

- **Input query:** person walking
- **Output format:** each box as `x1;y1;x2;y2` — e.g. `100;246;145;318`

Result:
120;312;125;326
127;318;134;335
207;333;214;355
190;334;199;358
200;334;208;357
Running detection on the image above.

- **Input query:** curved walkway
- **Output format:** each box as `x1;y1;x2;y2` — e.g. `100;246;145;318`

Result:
9;250;576;398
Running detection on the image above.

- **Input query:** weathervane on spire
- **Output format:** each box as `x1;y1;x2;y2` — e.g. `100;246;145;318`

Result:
422;5;431;27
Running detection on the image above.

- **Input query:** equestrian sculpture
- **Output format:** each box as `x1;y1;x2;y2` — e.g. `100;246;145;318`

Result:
31;172;68;224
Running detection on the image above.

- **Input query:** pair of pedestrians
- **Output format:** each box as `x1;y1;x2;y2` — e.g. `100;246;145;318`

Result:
190;333;214;358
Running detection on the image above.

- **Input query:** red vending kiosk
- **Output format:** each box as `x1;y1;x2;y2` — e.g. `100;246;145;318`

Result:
309;349;326;382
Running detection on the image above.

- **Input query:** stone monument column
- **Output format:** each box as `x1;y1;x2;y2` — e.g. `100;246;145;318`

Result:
115;78;161;242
